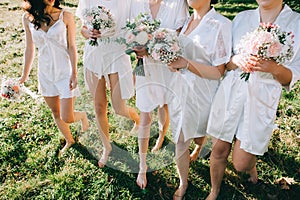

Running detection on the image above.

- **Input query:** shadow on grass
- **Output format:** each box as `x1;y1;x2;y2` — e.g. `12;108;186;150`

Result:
213;147;300;200
72;142;98;166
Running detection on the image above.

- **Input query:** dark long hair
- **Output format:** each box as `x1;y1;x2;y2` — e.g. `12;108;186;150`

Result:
211;0;218;4
23;0;61;30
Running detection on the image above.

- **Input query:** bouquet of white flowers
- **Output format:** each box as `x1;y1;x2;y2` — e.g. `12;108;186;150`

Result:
236;22;294;81
1;78;22;101
117;13;160;76
118;13;160;55
147;28;182;64
1;77;41;102
82;6;116;46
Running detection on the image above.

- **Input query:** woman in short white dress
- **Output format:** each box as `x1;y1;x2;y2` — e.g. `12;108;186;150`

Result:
76;0;140;167
20;0;89;155
206;0;300;199
130;0;189;190
168;0;232;198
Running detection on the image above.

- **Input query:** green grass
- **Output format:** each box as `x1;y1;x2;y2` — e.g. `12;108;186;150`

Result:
0;0;299;199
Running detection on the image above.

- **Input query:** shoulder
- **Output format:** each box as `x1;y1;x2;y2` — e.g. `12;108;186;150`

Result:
233;9;256;23
62;10;75;22
22;12;32;26
214;11;232;26
62;10;73;19
207;9;232;29
22;12;30;22
286;5;300;21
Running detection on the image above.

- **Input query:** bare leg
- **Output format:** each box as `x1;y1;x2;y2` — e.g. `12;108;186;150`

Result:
232;140;258;184
152;104;169;152
85;70;112;168
136;112;152;189
44;96;75;155
109;73;140;131
60;97;89;132
206;138;231;200
190;136;206;161
174;131;191;200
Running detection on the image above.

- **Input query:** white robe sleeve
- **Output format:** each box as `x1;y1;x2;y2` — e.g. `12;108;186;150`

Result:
174;0;190;30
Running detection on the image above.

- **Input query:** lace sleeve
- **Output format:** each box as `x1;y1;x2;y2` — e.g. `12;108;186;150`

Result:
212;23;232;66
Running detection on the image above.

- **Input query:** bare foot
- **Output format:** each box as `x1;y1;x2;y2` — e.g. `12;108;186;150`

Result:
247;165;258;184
136;166;148;189
173;184;188;200
151;132;164;153
81;112;89;132
206;191;218;200
190;144;201;161
58;139;75;157
98;147;112;168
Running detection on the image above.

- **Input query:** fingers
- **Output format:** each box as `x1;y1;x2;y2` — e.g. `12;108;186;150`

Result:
69;79;78;90
19;76;27;84
167;64;181;72
89;29;101;38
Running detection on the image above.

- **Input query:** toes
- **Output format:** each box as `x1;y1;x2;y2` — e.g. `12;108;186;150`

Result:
136;170;147;189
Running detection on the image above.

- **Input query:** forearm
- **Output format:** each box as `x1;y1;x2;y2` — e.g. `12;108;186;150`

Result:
271;64;292;86
188;60;225;80
68;45;78;75
22;46;35;79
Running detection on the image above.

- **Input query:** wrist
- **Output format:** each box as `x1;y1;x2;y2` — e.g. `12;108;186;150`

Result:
179;61;190;73
271;64;281;77
184;61;190;70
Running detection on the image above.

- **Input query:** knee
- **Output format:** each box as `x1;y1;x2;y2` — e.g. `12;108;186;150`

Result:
211;143;231;161
94;102;107;116
112;103;126;116
113;106;125;116
61;115;74;124
51;109;60;119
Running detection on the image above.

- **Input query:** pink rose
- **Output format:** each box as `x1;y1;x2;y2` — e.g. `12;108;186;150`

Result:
125;33;135;43
249;40;260;55
154;31;166;39
259;32;273;44
268;41;282;57
171;43;180;52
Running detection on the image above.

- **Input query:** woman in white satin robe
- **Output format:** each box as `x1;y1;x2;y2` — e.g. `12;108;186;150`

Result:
206;1;300;199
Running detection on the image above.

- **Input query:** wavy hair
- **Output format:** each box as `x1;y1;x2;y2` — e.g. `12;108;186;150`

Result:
23;0;61;30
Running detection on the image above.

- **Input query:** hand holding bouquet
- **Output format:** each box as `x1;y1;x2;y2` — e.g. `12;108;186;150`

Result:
1;77;41;102
117;13;160;76
147;28;182;64
236;22;294;81
82;6;116;46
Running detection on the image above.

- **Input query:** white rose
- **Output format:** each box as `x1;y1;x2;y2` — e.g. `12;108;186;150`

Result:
135;31;149;45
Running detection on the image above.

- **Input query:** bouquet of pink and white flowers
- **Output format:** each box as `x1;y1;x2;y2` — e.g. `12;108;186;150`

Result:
82;6;116;46
117;13;160;76
147;28;182;64
236;22;294;81
118;13;161;55
1;78;21;101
